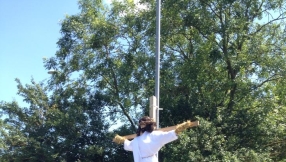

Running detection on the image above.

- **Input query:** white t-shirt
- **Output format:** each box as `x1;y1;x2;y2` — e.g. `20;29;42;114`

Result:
124;130;178;162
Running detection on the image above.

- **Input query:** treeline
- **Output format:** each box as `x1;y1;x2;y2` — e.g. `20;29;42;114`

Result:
1;0;286;161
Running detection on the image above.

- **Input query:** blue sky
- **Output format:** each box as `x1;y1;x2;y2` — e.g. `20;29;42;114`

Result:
0;1;80;106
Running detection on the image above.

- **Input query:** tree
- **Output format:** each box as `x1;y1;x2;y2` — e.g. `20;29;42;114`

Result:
1;0;286;161
156;0;286;161
0;77;110;161
43;0;286;160
45;0;157;131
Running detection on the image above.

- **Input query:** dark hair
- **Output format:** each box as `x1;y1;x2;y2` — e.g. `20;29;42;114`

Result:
136;116;156;136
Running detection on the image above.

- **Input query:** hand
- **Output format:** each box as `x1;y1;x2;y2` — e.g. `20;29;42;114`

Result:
113;134;126;144
175;120;192;134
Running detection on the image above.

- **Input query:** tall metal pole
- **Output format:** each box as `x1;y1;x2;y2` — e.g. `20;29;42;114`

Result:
155;0;161;130
155;0;161;160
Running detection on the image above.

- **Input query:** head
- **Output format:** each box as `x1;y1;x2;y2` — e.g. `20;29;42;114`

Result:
136;116;156;136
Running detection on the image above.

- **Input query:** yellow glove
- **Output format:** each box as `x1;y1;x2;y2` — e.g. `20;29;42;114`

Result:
113;134;126;144
175;120;192;134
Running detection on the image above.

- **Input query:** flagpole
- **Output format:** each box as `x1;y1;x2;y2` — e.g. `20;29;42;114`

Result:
155;0;161;130
155;0;161;160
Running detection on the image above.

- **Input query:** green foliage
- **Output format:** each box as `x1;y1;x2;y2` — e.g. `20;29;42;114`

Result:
0;78;110;161
1;0;286;161
161;118;275;161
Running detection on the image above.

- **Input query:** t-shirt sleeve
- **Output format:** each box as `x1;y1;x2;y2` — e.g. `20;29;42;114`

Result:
157;130;178;145
124;139;133;151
